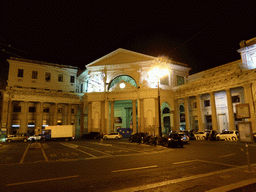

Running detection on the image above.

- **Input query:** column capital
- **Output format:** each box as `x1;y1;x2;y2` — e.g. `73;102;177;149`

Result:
243;83;252;89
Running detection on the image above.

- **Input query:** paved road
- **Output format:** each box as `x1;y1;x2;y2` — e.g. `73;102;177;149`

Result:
0;139;256;191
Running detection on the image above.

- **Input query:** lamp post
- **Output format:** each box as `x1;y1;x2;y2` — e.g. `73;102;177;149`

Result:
149;67;169;137
157;78;162;137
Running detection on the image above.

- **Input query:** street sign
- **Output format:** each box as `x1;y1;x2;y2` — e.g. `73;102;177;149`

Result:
238;122;253;143
236;103;250;119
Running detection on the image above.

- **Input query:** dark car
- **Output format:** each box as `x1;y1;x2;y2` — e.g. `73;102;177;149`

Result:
161;133;183;148
129;132;147;143
82;132;101;140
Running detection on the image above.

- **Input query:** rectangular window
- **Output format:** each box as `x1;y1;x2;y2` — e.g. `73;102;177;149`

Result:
57;120;62;125
70;76;75;83
29;107;36;113
192;102;197;109
13;106;21;112
160;75;169;85
12;120;21;128
45;72;51;82
32;71;38;79
177;76;184;86
58;108;62;113
232;95;240;103
205;115;212;123
43;108;50;113
58;74;63;82
71;108;75;114
80;83;83;93
18;69;24;77
204;100;210;107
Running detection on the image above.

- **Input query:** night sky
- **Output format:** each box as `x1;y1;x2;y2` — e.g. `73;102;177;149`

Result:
1;1;255;74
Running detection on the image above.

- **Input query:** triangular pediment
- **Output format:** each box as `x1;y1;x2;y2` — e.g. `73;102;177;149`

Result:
87;48;156;67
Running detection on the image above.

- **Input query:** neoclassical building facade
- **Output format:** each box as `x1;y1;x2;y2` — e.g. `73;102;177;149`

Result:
0;37;256;137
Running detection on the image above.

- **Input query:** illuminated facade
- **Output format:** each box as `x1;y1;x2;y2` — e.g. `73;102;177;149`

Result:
1;37;256;137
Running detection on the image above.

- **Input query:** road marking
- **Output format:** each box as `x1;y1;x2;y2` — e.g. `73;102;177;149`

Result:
206;178;256;192
220;153;235;158
112;165;158;173
173;160;199;164
198;159;236;167
40;144;49;162
112;163;256;192
19;144;30;164
6;175;79;186
79;145;112;155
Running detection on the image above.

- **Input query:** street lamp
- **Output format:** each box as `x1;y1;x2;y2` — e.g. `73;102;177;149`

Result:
149;67;169;137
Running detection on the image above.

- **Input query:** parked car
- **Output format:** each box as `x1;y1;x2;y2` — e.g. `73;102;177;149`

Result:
103;132;121;140
129;132;146;143
82;132;101;140
216;130;239;141
178;133;189;144
6;133;29;142
160;133;183;148
28;135;41;142
194;132;207;140
179;130;195;140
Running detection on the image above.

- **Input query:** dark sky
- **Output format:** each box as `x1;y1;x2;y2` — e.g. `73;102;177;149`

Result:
1;0;255;74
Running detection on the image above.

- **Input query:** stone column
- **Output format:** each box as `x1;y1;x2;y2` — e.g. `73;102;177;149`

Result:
210;92;218;131
101;100;105;134
226;89;236;131
80;103;85;136
243;83;256;133
140;99;144;133
88;102;92;132
36;102;43;134
50;103;58;126
105;100;109;134
1;98;10;134
196;95;204;132
173;100;179;132
184;97;190;130
132;100;137;132
20;101;28;134
110;101;114;132
68;104;72;125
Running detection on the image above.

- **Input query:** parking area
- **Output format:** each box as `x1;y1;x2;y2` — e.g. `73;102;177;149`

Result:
0;139;172;165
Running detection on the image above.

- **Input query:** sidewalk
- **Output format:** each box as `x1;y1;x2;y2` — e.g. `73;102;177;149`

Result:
114;164;256;192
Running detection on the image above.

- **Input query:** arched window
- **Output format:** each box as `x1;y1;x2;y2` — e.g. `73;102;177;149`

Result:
179;104;185;112
109;75;137;90
163;107;170;114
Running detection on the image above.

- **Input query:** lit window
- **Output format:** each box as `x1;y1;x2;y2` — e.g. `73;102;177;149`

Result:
18;69;24;77
204;100;210;107
57;120;62;125
45;72;51;82
58;74;63;82
32;71;38;79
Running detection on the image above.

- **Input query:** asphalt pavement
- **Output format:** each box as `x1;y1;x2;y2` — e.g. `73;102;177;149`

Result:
1;140;256;191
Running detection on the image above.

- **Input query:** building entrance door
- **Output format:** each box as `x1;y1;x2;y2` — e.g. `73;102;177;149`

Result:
218;114;227;132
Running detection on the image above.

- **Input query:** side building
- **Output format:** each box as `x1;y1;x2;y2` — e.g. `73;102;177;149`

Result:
0;58;83;137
